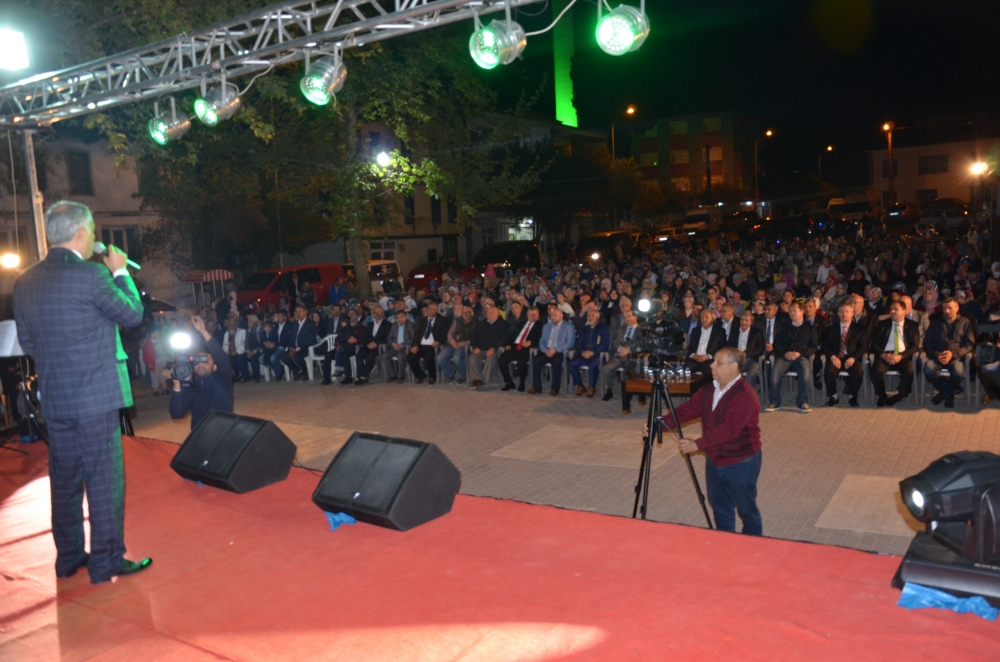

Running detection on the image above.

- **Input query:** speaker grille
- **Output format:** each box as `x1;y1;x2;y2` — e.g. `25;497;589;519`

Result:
315;435;421;513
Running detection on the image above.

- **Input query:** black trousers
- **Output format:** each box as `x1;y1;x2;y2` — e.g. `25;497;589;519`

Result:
823;355;864;397
48;409;126;583
498;347;530;387
408;345;437;379
281;348;308;376
356;346;381;379
871;355;914;398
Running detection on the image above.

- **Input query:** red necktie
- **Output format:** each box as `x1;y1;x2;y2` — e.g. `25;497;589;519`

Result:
517;322;532;350
840;325;848;358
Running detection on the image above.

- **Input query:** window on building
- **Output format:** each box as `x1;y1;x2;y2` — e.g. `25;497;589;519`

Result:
368;131;381;147
67;151;94;196
641;179;660;193
101;225;142;262
443;236;458;259
640;137;658;152
370;240;396;260
703;175;725;188
915;189;938;207
640;153;658;167
709;146;723;162
670;177;691;192
918;155;948;175
882;159;898;178
447;197;457;224
404;195;415;225
430;196;442;225
701;117;722;132
670;149;690;165
668;121;688;136
0;226;28;256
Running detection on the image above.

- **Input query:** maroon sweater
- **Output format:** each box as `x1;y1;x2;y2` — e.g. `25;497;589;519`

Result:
661;377;761;466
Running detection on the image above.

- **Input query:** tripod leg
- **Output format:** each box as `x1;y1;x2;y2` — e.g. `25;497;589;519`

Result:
639;386;662;519
632;395;657;518
660;383;715;530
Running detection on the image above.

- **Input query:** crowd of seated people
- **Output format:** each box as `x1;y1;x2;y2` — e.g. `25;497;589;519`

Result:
135;219;996;411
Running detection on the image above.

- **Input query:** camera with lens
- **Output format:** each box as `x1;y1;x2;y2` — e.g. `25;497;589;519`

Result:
633;298;687;365
167;355;210;388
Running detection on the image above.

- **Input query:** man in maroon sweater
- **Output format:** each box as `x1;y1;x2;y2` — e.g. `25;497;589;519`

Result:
646;347;763;535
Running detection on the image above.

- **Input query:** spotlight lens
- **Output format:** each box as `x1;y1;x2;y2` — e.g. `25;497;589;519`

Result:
301;75;332;106
193;98;218;126
470;26;502;69
911;489;925;511
170;332;192;351
638;298;651;313
469;20;526;70
148;118;169;145
596;6;650;56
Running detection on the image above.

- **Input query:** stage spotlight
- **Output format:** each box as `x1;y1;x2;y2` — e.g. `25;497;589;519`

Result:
469;19;526;70
893;451;1000;606
170;332;192;351
637;298;651;313
148;99;190;145
0;29;29;70
193;83;241;126
300;55;347;106
596;5;650;56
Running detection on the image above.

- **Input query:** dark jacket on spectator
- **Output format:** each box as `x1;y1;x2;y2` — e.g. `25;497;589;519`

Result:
774;320;817;357
923;313;975;362
820;321;867;362
288;318;318;351
471;317;511;351
871;318;920;359
412;313;450;347
169;337;234;430
729;325;764;360
575;323;610;355
687;323;726;359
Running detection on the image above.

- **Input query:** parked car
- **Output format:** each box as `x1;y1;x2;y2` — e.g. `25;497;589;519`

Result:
574;231;634;263
630;232;653;251
916;199;969;229
749;216;816;244
470;240;542;272
885;202;919;224
407;260;479;289
236;263;347;313
344;259;401;295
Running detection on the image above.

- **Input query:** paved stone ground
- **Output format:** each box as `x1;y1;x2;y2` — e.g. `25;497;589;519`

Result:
130;374;1000;557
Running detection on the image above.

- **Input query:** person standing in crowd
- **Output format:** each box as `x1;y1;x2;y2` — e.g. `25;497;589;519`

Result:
14;200;150;583
646;347;763;536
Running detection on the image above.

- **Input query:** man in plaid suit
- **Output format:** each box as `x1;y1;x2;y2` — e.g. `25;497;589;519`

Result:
13;201;151;584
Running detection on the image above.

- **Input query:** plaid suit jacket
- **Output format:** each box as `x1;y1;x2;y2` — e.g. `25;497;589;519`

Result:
14;247;144;419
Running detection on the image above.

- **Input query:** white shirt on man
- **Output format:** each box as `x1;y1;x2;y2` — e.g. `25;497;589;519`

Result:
712;375;742;411
696;325;713;356
737;328;750;352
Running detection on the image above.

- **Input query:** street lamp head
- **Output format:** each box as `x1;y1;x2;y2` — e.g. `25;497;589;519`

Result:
827;145;833;152
883;122;894;132
765;129;773;137
626;105;636;115
971;162;989;176
0;29;29;70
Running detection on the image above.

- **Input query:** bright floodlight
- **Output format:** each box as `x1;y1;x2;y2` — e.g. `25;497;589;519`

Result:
148;108;191;145
971;162;989;176
300;55;347;106
193;84;241;126
591;252;600;260
375;151;391;167
469;19;526;70
170;332;192;351
596;6;650;56
0;253;20;269
637;298;651;313
0;30;29;70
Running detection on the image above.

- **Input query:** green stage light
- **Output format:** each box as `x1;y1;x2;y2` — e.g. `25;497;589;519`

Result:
193;84;241;126
300;55;347;106
469;19;526;70
596;6;650;56
148;105;190;145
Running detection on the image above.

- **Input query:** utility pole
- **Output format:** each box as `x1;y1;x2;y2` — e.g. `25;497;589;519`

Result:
23;130;46;261
883;122;895;205
704;144;712;204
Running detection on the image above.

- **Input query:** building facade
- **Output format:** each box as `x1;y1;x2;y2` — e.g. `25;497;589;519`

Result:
628;110;756;199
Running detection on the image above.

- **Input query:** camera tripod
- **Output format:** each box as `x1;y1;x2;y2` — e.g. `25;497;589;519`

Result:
632;363;714;528
0;357;47;456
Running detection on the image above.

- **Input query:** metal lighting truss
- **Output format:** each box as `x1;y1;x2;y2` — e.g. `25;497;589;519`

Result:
0;0;543;128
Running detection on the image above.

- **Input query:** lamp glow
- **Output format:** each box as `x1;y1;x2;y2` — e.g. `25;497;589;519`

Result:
637;298;651;313
469;20;526;70
0;29;29;70
170;332;192;351
193;84;241;126
591;252;600;260
148;107;190;145
971;162;989;176
376;151;391;167
0;253;20;269
300;55;347;106
596;6;650;56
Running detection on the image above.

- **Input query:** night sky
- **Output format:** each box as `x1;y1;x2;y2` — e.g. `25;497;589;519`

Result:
483;0;1000;191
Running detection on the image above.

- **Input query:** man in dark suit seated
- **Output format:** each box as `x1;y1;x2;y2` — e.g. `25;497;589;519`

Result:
409;301;449;384
469;303;511;388
268;310;292;379
13;200;150;583
568;308;610;398
500;306;543;392
685;309;725;375
820;302;867;407
385;310;416;382
332;308;369;384
355;304;391;384
715;303;739;347
870;300;921;407
730;311;764;388
280;304;318;380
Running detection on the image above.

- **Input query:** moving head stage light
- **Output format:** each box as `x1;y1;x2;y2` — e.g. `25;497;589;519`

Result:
893;451;1000;606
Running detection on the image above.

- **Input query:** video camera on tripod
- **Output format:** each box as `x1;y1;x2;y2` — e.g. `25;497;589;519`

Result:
633;297;686;362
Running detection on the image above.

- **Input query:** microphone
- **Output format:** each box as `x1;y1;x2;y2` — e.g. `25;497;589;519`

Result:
93;242;141;271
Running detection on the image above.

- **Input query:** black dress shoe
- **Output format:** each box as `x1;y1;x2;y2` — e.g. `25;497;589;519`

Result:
848;396;859;407
945;395;955;408
56;553;89;579
517;384;525;392
340;377;354;385
826;396;838;407
321;378;332;385
415;377;425;384
931;392;946;405
885;394;903;406
428;378;436;385
602;390;614;401
355;378;368;385
955;386;965;396
501;383;515;391
93;557;152;584
876;395;887;407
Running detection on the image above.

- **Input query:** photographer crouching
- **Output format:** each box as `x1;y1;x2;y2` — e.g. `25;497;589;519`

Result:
165;316;234;429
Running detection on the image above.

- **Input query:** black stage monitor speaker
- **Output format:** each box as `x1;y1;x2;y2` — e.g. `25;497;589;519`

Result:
170;411;297;494
312;432;461;531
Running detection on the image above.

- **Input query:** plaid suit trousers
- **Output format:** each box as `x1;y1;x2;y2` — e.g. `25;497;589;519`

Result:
48;410;126;582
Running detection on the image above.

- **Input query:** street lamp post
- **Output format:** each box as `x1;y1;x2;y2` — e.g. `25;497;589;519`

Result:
883;122;895;205
754;129;773;212
611;105;636;159
818;145;833;182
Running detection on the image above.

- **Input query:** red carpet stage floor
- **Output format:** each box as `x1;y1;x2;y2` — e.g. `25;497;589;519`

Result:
1;437;997;661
